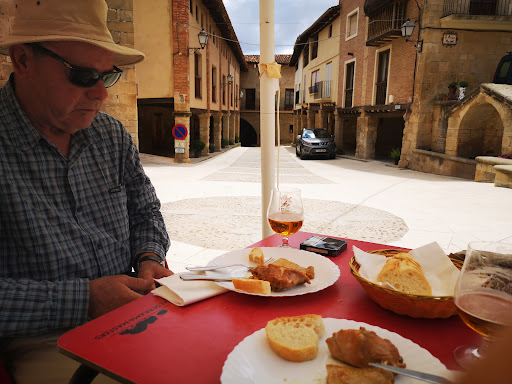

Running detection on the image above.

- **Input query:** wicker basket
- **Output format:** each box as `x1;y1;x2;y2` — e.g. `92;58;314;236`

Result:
350;249;464;319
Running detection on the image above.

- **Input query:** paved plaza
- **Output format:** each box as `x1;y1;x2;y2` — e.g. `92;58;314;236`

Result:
140;146;512;273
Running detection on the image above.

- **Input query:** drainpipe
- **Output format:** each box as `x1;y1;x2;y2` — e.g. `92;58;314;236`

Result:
260;0;276;238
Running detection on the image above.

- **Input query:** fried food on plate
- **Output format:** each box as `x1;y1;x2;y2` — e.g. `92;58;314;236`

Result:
251;264;310;292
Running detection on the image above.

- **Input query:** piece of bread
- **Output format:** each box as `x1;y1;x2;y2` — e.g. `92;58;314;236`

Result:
272;258;315;279
265;314;325;362
377;253;432;296
249;247;265;264
326;363;395;384
232;278;271;294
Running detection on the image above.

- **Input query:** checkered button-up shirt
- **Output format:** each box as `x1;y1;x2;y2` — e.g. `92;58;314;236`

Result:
0;76;169;336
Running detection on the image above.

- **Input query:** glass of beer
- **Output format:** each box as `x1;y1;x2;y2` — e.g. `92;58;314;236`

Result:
453;241;512;369
267;187;304;247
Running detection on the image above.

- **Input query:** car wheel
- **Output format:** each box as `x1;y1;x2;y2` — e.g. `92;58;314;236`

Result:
296;145;300;157
330;152;336;159
300;151;307;160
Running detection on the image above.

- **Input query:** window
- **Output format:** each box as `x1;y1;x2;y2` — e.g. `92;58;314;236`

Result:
284;89;294;110
201;14;204;29
375;50;390;105
235;85;239;108
345;61;355;108
245;88;256;110
195;6;198;22
346;9;358;40
222;75;226;105
190;0;193;13
212;66;217;103
309;70;320;95
194;52;201;99
311;34;318;60
329;25;333;38
325;62;332;98
303;43;309;67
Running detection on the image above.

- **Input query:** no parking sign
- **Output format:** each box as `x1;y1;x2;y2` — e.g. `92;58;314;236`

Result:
172;124;188;140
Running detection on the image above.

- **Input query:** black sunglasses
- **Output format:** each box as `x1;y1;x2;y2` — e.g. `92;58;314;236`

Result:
29;43;123;88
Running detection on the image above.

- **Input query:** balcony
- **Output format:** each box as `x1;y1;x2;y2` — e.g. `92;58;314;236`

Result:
442;0;512;17
308;81;332;100
366;0;407;46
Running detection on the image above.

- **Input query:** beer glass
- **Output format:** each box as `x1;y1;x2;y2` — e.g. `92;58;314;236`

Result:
267;188;304;247
453;241;512;369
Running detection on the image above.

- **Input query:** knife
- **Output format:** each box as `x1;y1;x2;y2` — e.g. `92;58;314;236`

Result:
180;274;235;281
368;363;453;384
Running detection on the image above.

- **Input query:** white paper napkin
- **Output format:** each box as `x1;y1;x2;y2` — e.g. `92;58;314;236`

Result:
353;242;460;296
153;273;229;306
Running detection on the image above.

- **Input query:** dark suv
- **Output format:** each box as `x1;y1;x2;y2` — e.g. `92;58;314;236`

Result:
296;128;336;159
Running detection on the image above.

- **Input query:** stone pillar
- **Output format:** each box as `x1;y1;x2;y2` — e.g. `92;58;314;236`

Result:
212;112;222;152
328;111;335;135
355;110;378;159
222;112;230;147
173;111;192;163
319;108;328;129
229;113;235;144
199;112;211;156
299;109;306;131
334;112;343;149
307;108;315;128
236;112;240;142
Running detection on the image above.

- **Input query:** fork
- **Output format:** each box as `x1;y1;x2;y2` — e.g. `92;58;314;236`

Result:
185;257;275;272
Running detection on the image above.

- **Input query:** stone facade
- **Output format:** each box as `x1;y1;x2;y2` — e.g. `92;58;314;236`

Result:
240;55;295;146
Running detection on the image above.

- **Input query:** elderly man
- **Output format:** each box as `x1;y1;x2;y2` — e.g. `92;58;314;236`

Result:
0;0;173;382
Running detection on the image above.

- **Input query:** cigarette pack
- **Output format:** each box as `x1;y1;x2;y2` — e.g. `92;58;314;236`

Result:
300;235;347;257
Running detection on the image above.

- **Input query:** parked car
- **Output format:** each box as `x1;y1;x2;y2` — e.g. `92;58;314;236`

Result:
296;128;336;159
493;51;512;85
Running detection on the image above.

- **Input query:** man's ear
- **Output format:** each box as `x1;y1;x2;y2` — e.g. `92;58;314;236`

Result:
9;44;33;76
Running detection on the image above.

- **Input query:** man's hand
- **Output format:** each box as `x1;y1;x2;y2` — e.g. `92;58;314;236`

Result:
88;275;153;319
137;256;174;292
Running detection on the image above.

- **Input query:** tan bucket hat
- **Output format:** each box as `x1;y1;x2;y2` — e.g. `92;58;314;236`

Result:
0;0;145;66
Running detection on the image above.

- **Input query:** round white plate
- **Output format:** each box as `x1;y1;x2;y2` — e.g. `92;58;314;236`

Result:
205;247;340;297
221;318;451;384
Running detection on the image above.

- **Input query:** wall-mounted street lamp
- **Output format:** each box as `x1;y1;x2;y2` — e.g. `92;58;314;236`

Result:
221;73;233;88
188;29;209;55
401;19;423;52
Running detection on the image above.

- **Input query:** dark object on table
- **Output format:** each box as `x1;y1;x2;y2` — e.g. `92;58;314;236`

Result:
300;235;347;257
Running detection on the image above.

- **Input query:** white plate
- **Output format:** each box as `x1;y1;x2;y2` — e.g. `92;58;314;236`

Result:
205;247;340;297
221;318;451;384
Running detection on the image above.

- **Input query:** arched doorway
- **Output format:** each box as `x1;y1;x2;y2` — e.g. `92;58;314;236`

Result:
240;118;258;147
457;103;503;159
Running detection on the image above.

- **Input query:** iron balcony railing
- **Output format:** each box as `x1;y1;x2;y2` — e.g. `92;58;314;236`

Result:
308;81;332;99
366;1;407;46
442;0;512;17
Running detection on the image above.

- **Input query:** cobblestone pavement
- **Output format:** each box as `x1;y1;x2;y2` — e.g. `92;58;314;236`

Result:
140;146;512;272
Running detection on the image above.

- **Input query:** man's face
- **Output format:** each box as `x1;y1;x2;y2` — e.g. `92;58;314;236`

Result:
27;41;115;135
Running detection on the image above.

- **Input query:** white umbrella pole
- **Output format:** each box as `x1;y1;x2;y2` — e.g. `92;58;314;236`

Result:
260;0;276;239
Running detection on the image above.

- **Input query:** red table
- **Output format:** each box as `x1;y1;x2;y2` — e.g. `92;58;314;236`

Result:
58;232;479;383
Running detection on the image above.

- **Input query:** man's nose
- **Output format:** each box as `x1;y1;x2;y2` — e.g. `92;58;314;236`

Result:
86;80;109;101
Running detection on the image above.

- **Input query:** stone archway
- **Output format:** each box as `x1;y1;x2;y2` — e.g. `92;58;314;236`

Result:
446;85;512;159
240;118;258;147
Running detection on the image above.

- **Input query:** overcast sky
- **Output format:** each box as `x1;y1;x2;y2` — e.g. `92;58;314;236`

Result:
223;0;339;55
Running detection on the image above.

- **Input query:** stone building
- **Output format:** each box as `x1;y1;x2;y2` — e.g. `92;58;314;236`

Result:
400;0;512;178
290;5;341;143
239;54;295;146
0;0;140;145
134;0;247;162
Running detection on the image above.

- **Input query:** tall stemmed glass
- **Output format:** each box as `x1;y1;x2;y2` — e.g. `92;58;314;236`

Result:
453;241;512;369
267;187;304;247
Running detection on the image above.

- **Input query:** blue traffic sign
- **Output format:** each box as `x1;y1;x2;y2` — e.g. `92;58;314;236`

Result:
172;124;188;140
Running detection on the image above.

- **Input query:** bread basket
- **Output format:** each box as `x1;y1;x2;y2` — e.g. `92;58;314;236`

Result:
349;249;465;319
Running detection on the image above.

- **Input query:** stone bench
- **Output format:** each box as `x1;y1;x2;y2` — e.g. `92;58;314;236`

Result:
494;165;512;189
474;156;512;182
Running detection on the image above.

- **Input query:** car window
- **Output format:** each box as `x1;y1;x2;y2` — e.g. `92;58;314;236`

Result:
313;129;331;138
302;130;313;138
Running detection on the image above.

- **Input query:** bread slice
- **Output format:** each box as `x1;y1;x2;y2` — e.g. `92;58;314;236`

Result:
249;247;265;264
377;253;432;296
272;258;315;279
232;278;271;294
265;314;325;362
